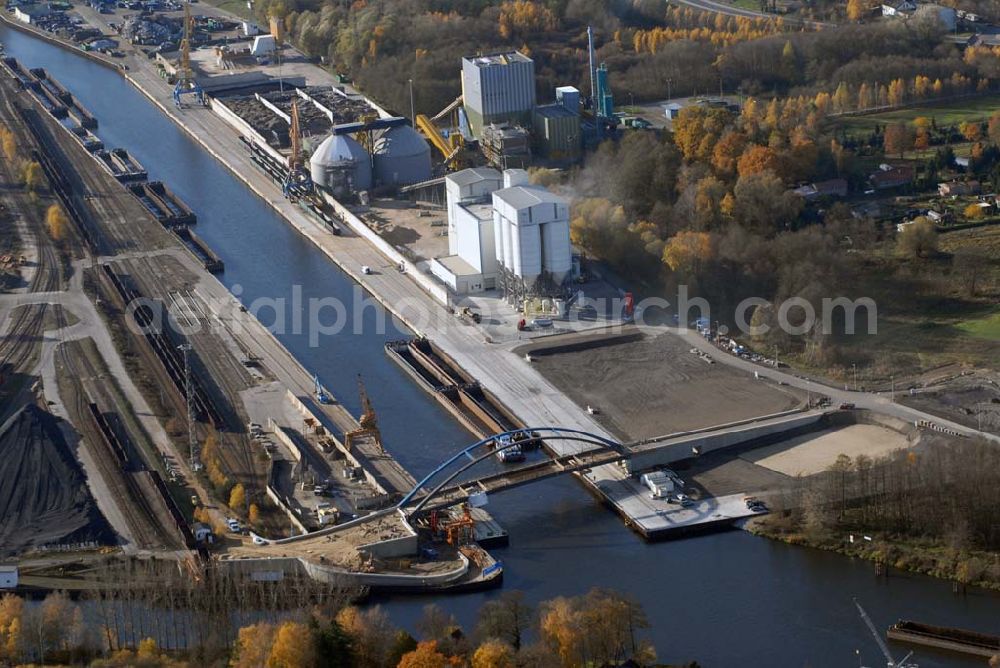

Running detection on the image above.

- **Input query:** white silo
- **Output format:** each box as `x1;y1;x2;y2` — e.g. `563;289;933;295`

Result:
309;133;372;197
541;219;572;284
372;125;432;186
517;221;542;289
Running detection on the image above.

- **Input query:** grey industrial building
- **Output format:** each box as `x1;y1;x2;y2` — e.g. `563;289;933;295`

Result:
534;103;581;161
461;52;536;140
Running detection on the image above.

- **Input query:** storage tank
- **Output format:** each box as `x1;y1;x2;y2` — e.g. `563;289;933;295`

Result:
541;219;572;285
514;222;542;287
373;126;432;186
309;134;372;196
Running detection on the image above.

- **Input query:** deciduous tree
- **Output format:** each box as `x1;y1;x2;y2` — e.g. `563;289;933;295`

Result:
229;483;246;512
396;640;449;668
267;621;316;668
471;640;515;668
896;217;938;258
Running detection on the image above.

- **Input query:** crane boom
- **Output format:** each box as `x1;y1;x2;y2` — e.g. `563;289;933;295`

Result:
288;100;301;171
855;599;895;666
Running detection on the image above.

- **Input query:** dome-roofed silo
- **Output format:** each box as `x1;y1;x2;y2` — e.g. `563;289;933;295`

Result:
372;125;432;187
309;133;372;197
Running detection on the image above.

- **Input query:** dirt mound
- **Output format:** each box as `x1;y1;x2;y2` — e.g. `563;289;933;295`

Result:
0;404;115;556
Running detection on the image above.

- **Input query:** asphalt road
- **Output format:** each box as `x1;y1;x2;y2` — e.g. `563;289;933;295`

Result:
670;0;835;28
673;326;1000;444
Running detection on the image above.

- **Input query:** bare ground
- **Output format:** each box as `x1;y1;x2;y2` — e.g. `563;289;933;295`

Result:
526;330;803;441
742;424;911;477
899;371;1000;436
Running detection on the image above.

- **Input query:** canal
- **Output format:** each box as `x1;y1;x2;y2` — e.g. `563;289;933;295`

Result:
2;24;996;666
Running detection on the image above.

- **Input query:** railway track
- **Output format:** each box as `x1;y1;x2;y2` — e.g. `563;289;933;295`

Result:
0;85;62;422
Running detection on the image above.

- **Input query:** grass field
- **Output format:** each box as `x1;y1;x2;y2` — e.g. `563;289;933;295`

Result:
835;95;1000;138
957;311;1000;341
199;0;254;20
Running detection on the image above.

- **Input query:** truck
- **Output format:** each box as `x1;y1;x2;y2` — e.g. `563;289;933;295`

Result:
640;471;676;499
494;434;525;463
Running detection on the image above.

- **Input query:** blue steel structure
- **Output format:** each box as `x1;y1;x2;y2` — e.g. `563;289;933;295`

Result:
397;427;624;514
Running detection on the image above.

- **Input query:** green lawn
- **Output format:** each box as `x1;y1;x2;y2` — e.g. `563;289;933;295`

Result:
957;310;1000;341
835;94;1000;138
199;0;254;20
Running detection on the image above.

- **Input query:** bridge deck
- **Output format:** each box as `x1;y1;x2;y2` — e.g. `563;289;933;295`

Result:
407;447;625;513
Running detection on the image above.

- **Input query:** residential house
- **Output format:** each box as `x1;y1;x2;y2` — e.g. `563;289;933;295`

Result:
938;180;981;197
792;178;849;201
869;165;915;190
881;0;917;17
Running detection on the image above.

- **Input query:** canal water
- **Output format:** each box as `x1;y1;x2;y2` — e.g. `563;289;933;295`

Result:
2;25;997;666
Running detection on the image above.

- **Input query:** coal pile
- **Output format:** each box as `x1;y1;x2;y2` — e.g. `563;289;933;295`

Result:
225;87;373;145
0;404;115;557
121;14;178;45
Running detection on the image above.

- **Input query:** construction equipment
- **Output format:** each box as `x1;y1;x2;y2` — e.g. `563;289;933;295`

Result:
282;100;310;198
443;504;475;546
854;599;918;668
344;374;382;452
173;1;206;108
415;113;468;170
314;374;331;404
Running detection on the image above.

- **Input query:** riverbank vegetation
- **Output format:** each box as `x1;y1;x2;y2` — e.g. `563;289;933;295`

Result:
0;586;684;667
750;435;1000;590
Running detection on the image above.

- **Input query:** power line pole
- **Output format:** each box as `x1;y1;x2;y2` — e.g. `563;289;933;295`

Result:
178;344;197;470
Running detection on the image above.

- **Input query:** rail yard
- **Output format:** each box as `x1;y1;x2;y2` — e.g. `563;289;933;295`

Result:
0;0;997;610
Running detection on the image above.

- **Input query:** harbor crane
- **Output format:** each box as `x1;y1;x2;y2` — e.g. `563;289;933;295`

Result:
345;374;382;452
173;1;206;108
854;600;917;668
282;100;310;198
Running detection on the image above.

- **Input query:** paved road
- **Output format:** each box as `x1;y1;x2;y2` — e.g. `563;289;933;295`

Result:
674;326;1000;444
671;0;834;28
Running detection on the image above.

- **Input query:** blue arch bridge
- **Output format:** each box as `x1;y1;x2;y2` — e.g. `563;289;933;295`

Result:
395;427;629;517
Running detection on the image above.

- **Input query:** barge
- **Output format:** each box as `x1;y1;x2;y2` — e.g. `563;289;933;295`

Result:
96;147;147;182
69;124;103;152
1;56;40;89
887;620;1000;658
128;181;196;227
174;226;224;273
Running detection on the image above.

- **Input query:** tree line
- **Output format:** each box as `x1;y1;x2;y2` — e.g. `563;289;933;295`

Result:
759;435;1000;589
0;582;675;668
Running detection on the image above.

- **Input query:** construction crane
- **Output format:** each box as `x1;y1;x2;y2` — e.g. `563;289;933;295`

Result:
854;600;917;668
344;374;382;452
282;100;310;198
173;1;206;108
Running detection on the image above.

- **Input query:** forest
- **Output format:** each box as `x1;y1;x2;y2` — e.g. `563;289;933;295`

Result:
0;585;673;667
249;0;996;117
755;435;1000;590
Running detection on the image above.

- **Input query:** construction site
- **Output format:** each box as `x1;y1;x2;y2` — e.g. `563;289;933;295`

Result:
0;53;506;593
1;0;997;615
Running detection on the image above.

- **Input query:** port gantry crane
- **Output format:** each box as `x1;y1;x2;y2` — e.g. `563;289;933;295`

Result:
173;1;206;108
854;599;917;668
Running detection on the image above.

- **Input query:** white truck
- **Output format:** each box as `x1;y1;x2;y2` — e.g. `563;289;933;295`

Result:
640;471;676;499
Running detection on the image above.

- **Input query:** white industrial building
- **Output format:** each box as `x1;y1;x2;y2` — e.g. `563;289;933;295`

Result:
492;170;571;303
431;167;571;301
0;565;17;589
